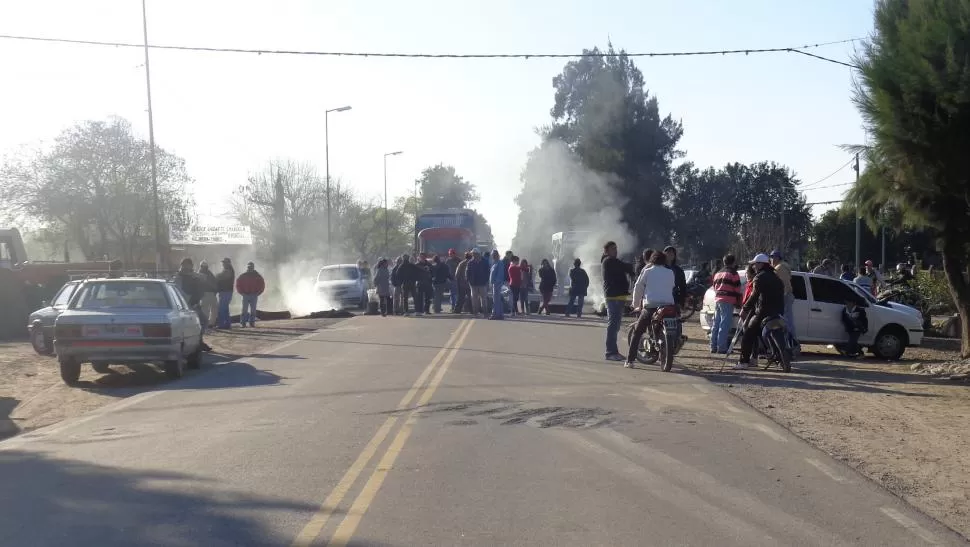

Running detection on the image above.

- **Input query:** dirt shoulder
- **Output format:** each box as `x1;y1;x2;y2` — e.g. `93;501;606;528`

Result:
672;323;970;539
0;317;348;441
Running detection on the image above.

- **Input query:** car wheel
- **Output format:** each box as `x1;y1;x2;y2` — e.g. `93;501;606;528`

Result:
164;359;184;379
31;328;54;356
186;346;202;370
91;361;112;374
59;357;81;385
872;326;906;360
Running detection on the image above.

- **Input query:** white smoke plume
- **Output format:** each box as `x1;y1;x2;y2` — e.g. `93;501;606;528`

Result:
515;139;637;307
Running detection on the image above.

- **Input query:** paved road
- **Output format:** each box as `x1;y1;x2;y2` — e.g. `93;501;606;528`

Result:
0;316;964;546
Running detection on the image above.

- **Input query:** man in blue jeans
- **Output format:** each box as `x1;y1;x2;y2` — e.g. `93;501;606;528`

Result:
710;254;742;353
600;241;635;361
488;249;506;320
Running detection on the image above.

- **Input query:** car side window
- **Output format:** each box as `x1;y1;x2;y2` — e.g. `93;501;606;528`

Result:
810;277;863;306
791;275;807;300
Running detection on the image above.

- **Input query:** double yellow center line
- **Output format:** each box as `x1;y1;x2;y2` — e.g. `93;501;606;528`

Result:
291;319;475;547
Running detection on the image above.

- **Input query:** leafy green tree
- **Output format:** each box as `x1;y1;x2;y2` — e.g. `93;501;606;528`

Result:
513;43;683;259
670;161;811;263
0;118;193;264
415;164;479;210
849;0;970;355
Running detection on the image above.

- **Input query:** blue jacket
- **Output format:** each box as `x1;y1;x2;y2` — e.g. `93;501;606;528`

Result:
467;258;489;286
490;260;506;285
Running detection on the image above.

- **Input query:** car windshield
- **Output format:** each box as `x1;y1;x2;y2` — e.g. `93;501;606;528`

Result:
850;282;877;303
318;267;359;282
52;283;79;307
71;281;172;310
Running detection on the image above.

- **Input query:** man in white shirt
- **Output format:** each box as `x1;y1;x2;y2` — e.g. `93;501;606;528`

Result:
624;251;676;369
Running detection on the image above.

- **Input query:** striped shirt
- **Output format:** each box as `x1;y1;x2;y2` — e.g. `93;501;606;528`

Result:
712;267;742;306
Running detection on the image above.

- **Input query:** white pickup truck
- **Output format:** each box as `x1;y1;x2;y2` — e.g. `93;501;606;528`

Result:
699;270;923;360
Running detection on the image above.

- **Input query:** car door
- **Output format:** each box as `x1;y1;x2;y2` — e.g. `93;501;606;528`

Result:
165;285;189;351
808;276;865;343
790;274;810;339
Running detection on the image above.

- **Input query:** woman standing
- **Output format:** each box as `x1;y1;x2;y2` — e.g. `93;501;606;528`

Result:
374;258;393;317
519;259;534;315
537;259;557;315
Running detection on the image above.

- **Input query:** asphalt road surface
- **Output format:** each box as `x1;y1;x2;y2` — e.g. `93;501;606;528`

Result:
0;315;964;546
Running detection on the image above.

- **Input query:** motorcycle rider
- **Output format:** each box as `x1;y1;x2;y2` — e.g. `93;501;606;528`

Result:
625;251;676;369
736;253;785;370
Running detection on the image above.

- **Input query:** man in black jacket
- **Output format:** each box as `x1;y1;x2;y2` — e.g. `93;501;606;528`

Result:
736;253;785;370
397;254;418;315
414;254;434;315
663;246;687;307
391;257;404;315
601;241;635;361
174;258;211;352
566;258;590;318
431;255;453;313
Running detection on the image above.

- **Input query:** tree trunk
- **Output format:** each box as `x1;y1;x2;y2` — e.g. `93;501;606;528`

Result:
940;235;970;358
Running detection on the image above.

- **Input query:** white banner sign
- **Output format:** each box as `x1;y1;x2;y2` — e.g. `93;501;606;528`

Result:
170;224;253;246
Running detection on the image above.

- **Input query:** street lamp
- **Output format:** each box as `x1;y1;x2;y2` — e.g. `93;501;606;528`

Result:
325;105;352;263
383;151;403;255
140;0;161;274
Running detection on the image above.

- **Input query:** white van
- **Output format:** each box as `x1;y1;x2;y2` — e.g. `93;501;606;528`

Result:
315;264;368;309
699;270;923;360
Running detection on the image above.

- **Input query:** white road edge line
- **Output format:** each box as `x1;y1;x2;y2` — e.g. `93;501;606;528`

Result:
752;423;788;443
880;507;941;545
804;458;848;483
0;325;328;452
691;383;713;394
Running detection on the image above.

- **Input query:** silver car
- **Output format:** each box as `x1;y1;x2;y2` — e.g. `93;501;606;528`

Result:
54;278;203;385
27;280;81;355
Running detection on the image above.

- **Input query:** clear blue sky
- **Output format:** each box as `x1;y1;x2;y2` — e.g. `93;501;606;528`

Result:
0;0;874;249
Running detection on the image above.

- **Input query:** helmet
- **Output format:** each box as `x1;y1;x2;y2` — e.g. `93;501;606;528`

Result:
749;253;771;264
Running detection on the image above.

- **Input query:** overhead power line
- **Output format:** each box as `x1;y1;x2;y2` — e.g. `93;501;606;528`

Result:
0;33;861;68
800;157;856;189
804;181;853;191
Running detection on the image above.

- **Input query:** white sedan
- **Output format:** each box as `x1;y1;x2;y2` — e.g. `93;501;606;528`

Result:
53;278;203;385
699;270;923;360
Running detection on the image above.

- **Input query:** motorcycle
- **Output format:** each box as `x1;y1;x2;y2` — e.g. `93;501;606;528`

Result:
626;305;684;372
758;315;793;372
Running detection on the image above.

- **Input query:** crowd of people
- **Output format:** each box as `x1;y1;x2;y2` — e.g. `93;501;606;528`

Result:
173;257;267;352
367;248;592;320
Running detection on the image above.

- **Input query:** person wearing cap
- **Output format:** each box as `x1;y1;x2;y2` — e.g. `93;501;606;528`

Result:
446;249;461;311
214;258;236;329
768;250;797;344
736;253;785;370
235;261;265;327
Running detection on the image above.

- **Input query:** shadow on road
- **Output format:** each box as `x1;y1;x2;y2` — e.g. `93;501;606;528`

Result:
72;358;285;397
0;396;19;441
0;449;320;546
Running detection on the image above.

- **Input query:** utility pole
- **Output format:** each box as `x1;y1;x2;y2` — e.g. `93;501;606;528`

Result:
413;180;419;252
383;151;403;256
141;0;161;275
854;152;861;268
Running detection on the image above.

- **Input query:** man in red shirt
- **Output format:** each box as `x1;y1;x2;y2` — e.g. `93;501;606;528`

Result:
710;254;742;354
235;261;266;328
507;256;522;317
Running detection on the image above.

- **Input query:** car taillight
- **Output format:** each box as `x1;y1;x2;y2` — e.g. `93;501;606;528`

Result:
55;325;82;338
142;324;171;338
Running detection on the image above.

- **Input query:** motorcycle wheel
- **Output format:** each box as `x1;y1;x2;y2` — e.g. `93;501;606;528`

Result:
627;322;659;364
771;331;792;373
660;335;675;372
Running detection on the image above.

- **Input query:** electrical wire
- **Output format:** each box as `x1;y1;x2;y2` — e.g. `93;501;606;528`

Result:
0;33;861;67
800;157;856;189
804;181;853;191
